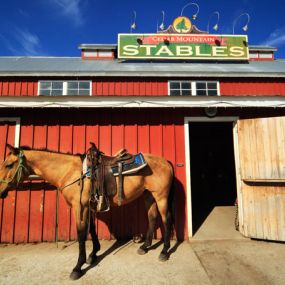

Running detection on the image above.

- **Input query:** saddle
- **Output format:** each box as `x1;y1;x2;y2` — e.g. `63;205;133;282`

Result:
85;143;147;212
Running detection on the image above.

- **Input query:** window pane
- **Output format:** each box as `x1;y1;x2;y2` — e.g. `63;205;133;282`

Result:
181;82;191;89
67;81;78;89
68;90;79;96
79;90;90;96
40;82;51;89
170;82;180;89
196;90;207;96
181;89;191;96
170;89;181;96
40;90;51;96
196;82;206;89
208;90;218;96
52;82;63;89
51;89;63;96
208;82;217;89
79;82;90;89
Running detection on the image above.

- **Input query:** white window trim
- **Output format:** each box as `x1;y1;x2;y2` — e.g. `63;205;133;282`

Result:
38;80;92;96
168;80;220;96
0;117;21;147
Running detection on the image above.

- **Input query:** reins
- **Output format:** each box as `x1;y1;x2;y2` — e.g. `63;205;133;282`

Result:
56;172;88;247
58;173;87;192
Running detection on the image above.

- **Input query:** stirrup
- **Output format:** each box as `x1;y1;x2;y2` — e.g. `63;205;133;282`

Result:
96;195;110;212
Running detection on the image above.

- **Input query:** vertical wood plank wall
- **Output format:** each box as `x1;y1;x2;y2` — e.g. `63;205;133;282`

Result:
238;117;285;241
0;109;187;243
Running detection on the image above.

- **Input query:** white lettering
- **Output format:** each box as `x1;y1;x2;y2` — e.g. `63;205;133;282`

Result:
140;45;157;56
176;46;193;56
195;46;211;56
156;45;174;56
212;46;228;56
230;46;245;57
123;45;139;56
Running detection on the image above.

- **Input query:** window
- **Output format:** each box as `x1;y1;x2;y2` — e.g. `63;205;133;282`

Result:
169;81;191;96
67;81;91;96
169;81;219;96
39;81;91;96
39;81;63;96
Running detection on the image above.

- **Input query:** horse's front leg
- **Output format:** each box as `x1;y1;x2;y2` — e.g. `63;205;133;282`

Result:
86;212;101;265
70;207;89;280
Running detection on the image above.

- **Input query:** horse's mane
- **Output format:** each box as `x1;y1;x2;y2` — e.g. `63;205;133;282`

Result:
18;145;84;160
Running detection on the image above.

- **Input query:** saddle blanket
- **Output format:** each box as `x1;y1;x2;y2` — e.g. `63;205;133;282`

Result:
111;152;147;176
83;152;147;177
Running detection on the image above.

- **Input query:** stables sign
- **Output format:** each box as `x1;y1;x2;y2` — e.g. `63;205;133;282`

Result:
118;34;249;61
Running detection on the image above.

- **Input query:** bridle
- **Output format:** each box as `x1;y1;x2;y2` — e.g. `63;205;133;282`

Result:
0;150;28;186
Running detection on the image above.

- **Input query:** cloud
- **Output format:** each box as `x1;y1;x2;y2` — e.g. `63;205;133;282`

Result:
14;28;42;55
49;0;85;27
1;28;44;56
261;27;285;47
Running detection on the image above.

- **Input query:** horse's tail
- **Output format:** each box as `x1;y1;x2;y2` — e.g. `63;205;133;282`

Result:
167;161;176;236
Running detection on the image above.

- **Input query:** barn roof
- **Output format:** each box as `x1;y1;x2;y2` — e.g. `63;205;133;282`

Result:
0;56;285;78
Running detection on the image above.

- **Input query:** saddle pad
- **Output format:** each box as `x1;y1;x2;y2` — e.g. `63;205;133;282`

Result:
111;153;147;176
82;156;91;177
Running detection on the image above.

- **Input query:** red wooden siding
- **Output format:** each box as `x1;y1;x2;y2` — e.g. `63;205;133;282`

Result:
92;79;168;96
220;80;285;96
0;79;38;96
0;109;188;243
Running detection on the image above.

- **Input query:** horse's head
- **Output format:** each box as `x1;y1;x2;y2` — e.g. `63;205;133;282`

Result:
87;142;103;167
0;144;30;198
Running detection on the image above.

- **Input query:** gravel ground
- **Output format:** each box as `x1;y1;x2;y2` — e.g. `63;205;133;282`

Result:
0;239;284;285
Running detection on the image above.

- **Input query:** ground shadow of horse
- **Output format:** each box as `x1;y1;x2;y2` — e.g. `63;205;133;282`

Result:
81;240;131;276
81;238;183;277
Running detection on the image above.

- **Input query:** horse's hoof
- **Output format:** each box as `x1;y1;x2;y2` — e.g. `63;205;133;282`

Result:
86;254;97;265
159;252;169;262
137;247;148;255
70;270;83;280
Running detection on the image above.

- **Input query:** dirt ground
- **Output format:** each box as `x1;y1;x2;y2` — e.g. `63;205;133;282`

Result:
0;238;285;285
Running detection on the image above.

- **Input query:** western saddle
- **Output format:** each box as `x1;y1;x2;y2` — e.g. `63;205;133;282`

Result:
85;142;145;212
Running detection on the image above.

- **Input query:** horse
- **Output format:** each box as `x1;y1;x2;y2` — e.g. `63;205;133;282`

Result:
0;143;175;280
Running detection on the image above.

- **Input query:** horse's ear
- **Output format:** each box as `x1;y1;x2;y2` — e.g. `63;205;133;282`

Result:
90;142;98;151
6;144;19;155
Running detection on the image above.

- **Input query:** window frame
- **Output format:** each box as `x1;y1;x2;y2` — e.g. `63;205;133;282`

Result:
38;80;92;96
168;80;220;96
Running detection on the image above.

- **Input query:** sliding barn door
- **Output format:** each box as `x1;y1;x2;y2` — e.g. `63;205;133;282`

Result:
237;116;285;241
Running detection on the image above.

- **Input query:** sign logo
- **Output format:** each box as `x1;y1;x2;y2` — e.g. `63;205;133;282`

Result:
118;34;249;61
173;16;192;33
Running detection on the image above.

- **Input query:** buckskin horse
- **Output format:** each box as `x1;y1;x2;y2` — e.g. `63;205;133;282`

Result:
0;143;174;280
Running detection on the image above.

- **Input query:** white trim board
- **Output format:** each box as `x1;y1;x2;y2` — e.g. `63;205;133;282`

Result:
0;117;21;147
0;96;284;108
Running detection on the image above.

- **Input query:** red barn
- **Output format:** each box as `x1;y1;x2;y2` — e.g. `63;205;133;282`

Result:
0;22;285;243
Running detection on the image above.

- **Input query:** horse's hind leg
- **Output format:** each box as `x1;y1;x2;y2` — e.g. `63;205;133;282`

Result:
86;212;101;264
137;191;158;255
157;198;172;261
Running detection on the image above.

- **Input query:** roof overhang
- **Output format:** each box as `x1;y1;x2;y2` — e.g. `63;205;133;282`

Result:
0;96;284;108
1;71;285;78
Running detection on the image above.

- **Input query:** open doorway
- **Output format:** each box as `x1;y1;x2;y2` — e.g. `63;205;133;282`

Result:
189;122;237;236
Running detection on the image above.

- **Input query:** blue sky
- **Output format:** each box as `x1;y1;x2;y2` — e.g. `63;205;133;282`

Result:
0;0;285;58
